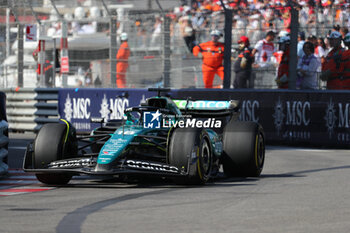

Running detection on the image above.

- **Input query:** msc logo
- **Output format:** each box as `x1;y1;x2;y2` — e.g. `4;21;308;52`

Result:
143;110;162;128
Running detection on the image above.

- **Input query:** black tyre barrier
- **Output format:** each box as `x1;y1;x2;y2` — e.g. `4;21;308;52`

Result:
0;91;8;176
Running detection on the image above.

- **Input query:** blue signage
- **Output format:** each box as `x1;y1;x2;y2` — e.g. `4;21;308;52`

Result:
58;88;153;132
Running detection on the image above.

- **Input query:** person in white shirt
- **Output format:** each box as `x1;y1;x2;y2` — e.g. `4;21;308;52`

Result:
252;31;276;68
297;31;305;60
315;37;327;70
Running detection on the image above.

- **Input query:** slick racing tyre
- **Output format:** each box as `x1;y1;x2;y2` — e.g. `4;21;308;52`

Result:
33;122;76;184
168;128;212;184
222;121;265;177
36;173;72;185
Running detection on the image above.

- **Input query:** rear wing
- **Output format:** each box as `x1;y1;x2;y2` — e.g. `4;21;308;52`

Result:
173;99;239;117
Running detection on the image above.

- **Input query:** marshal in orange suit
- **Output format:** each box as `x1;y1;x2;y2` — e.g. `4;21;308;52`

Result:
116;32;130;88
193;30;224;88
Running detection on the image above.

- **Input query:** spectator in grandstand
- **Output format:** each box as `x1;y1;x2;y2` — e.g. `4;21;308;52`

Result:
297;42;320;89
135;19;147;47
333;24;341;32
340;27;349;39
307;35;317;47
345;32;350;49
341;32;350;89
180;17;196;52
340;27;349;47
247;14;261;43
32;47;54;87
116;32;130;88
252;30;276;68
297;31;306;60
275;36;290;89
150;15;163;46
315;37;327;65
320;31;348;90
233;36;254;88
192;29;224;88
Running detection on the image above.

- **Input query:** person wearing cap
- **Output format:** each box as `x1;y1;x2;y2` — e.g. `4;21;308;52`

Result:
320;31;348;90
275;36;290;89
116;32;130;88
233;36;254;88
193;29;224;88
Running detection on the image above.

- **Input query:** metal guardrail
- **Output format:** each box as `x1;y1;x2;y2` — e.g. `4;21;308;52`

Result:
0;120;9;176
4;88;59;132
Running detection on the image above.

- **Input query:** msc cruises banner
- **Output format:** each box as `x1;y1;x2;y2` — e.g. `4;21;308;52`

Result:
58;88;158;131
174;89;350;147
59;88;350;147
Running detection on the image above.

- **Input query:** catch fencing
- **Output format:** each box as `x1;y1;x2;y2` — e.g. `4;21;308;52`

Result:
0;1;349;89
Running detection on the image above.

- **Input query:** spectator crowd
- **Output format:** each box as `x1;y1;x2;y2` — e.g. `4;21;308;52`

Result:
13;0;350;89
136;0;350;89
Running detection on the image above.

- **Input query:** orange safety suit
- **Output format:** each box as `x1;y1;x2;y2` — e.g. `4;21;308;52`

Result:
323;47;348;90
193;41;224;88
116;41;130;88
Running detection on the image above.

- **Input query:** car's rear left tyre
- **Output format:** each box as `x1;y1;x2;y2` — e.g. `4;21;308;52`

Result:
222;121;265;177
168;128;212;184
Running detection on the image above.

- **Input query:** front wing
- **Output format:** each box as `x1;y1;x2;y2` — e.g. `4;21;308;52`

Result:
23;144;188;177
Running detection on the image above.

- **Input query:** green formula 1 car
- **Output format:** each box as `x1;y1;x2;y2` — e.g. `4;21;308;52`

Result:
23;88;265;185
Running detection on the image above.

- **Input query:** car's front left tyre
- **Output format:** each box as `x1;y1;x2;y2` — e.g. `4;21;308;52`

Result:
33;122;76;184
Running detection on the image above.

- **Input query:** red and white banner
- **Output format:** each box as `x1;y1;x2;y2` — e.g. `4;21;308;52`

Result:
25;24;37;42
61;56;69;73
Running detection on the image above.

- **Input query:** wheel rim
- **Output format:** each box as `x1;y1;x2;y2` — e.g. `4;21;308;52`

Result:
201;139;211;175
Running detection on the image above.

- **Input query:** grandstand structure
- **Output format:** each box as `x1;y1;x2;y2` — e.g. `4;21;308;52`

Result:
0;0;349;89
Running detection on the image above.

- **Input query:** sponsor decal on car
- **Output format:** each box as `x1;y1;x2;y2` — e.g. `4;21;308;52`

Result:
173;100;230;110
49;158;96;168
126;160;179;173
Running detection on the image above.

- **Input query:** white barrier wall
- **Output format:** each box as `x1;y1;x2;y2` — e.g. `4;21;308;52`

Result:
0;120;9;176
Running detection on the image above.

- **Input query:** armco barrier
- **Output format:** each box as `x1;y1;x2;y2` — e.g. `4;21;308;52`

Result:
34;88;60;131
4;88;59;132
58;88;350;147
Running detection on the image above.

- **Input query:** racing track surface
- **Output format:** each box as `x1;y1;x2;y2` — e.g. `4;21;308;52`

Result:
1;133;350;233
